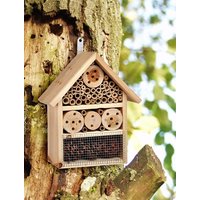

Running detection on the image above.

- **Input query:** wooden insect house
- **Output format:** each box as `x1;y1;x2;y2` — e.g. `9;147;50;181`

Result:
39;52;141;169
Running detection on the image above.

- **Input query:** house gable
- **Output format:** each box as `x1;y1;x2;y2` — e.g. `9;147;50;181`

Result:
39;52;141;107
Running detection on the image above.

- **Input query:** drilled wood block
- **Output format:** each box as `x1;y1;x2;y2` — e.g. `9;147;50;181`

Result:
63;111;84;133
82;65;104;88
84;111;101;130
102;108;122;131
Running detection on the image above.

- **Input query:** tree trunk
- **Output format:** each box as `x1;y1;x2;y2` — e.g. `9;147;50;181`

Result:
24;1;165;199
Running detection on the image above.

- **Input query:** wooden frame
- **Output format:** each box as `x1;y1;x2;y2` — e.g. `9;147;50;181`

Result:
39;52;141;169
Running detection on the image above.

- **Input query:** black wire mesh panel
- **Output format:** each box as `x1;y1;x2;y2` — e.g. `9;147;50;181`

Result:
63;135;123;162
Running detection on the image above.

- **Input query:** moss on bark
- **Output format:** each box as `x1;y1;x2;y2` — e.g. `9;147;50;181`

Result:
24;0;122;71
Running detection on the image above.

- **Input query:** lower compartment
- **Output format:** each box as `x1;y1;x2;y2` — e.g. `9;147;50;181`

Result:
63;135;123;162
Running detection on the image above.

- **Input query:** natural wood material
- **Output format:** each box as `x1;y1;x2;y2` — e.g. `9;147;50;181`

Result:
63;110;84;133
62;103;123;111
82;65;104;88
114;145;166;200
102;108;123;131
84;111;101;130
39;52;141;106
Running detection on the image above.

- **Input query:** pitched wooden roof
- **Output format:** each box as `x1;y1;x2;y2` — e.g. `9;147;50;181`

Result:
39;52;141;106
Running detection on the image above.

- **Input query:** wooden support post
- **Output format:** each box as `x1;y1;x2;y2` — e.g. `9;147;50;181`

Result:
114;145;166;200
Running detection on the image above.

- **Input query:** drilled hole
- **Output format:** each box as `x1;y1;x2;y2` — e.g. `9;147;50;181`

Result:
66;121;68;123
91;124;93;127
86;72;89;75
72;121;75;123
88;81;90;84
108;125;111;127
94;70;97;72
116;113;119;115
91;115;94;117
110;117;113;120
31;34;36;39
92;75;94;78
106;113;109;116
73;113;76;116
79;120;81;123
96;78;98;81
116;122;119;125
72;127;75;130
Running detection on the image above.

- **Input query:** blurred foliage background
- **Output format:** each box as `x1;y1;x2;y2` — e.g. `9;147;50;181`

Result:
119;0;176;199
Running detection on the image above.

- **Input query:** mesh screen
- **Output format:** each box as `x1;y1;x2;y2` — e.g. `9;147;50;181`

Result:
63;135;123;162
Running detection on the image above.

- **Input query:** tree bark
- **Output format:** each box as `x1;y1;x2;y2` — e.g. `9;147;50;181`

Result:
24;1;165;199
114;145;166;200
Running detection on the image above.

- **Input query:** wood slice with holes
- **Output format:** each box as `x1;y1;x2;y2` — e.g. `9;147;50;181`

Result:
84;111;101;130
102;108;122;131
63;111;84;133
82;65;104;88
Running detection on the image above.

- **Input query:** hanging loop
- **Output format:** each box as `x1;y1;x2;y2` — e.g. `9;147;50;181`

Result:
77;37;84;54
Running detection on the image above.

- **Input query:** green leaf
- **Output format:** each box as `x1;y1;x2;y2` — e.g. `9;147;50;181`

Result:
164;144;176;182
153;106;172;132
149;15;161;24
123;61;145;84
153;84;165;100
167;37;176;53
143;47;156;67
144;100;155;110
155;132;165;145
166;95;176;112
171;60;176;71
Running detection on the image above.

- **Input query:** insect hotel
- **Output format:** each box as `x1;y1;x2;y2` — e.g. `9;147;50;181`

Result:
39;52;141;169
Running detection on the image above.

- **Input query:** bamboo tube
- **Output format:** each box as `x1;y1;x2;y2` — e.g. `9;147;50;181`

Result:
91;88;96;93
98;93;103;98
62;96;69;105
96;98;101;104
81;95;87;101
87;93;92;99
75;99;82;105
82;127;88;132
109;81;115;87
114;98;119;103
96;88;101;93
92;93;97;99
108;97;113;103
105;85;110;92
75;93;81;98
97;109;104;115
101;97;108;104
81;110;87;116
106;92;112;97
118;95;123;102
85;88;90;93
81;85;86;90
69;99;76;106
67;93;73;99
75;86;81;93
90;99;96;104
100;84;105;90
99;125;106;131
118;90;123;96
78;80;83;86
85;99;90;104
104;74;109;81
112;92;118;98
103;81;108;85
